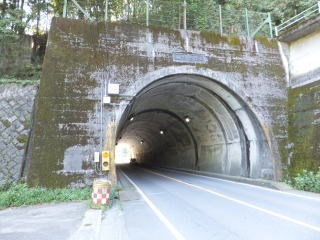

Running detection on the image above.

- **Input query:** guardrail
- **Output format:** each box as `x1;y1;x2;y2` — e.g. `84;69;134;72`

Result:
275;1;320;36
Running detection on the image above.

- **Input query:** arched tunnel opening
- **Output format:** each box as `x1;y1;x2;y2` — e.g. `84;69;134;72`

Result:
115;74;274;179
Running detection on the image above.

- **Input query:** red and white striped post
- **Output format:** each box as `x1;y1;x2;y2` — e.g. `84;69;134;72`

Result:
91;178;111;206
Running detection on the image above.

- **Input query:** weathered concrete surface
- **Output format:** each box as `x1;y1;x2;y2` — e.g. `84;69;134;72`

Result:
278;17;320;176
0;36;32;76
0;202;87;240
288;82;320;176
278;17;320;88
27;17;287;187
0;84;37;185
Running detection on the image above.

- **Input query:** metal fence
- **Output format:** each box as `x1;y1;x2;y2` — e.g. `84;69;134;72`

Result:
275;1;320;36
62;0;273;38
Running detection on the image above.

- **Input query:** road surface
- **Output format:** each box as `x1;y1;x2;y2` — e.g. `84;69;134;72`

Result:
119;165;320;240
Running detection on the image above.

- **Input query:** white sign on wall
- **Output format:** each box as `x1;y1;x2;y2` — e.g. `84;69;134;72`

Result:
103;96;111;104
94;152;100;163
108;83;120;95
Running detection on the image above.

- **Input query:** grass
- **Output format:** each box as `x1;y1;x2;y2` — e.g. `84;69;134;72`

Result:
0;183;121;210
0;183;91;210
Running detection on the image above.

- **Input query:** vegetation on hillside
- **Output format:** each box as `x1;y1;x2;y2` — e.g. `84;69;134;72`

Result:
288;169;320;193
1;0;318;38
1;1;317;78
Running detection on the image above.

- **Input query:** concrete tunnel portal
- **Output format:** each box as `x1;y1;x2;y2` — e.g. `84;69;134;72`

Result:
116;74;274;179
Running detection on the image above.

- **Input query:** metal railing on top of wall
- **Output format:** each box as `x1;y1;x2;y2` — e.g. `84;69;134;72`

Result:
275;1;320;37
62;0;273;38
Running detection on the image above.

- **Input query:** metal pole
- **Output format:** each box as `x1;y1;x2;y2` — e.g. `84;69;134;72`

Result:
219;5;223;35
105;0;108;22
245;8;250;37
183;0;187;30
100;78;103;152
70;0;91;20
63;0;67;18
146;0;149;26
268;13;273;38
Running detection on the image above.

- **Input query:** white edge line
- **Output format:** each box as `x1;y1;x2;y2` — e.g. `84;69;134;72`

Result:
119;169;186;240
145;169;320;233
159;168;320;202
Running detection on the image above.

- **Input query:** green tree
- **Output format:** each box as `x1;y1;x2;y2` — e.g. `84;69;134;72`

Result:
0;3;26;39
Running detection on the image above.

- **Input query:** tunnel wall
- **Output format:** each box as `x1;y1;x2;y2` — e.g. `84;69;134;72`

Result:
27;17;287;187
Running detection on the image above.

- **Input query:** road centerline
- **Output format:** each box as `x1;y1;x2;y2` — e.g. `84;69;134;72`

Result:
143;168;320;233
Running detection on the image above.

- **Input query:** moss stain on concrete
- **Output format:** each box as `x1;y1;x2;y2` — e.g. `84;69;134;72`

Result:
288;82;320;176
27;17;288;187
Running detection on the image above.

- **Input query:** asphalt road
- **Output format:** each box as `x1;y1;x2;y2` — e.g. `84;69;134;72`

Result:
120;165;320;240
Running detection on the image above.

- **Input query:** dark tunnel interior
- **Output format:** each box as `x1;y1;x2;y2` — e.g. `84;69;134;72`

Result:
116;74;274;179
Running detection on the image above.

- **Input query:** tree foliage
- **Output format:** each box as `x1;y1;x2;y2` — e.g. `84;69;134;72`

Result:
1;0;318;38
0;0;26;39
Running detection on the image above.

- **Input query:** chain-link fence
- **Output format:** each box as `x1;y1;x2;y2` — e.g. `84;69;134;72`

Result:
62;0;273;38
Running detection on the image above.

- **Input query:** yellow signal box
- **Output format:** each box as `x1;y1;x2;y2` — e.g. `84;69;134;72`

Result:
101;151;110;171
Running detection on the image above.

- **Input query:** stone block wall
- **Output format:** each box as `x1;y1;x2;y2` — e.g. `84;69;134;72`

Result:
0;84;38;185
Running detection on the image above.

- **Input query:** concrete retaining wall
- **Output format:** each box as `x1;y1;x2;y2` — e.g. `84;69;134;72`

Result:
26;17;287;187
0;36;32;76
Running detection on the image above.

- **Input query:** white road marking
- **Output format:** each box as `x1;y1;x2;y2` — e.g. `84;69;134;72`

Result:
144;168;320;233
120;169;186;240
159;168;320;202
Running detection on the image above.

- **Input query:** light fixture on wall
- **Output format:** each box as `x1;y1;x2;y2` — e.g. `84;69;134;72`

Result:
129;114;135;121
140;140;144;144
159;129;164;135
184;116;191;123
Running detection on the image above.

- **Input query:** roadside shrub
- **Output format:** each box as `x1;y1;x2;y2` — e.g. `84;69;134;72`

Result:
0;184;91;209
289;169;320;193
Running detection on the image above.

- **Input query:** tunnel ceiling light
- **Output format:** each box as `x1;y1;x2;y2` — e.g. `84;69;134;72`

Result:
140;140;144;144
184;116;191;123
129;116;134;121
160;130;164;135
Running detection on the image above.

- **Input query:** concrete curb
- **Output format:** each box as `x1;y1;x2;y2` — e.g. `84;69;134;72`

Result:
68;209;102;240
153;166;282;189
153;166;320;199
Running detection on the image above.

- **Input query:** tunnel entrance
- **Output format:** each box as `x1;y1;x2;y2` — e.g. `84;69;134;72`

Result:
116;74;273;179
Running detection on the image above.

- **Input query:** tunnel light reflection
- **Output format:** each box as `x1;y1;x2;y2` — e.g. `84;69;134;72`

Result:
115;143;133;164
